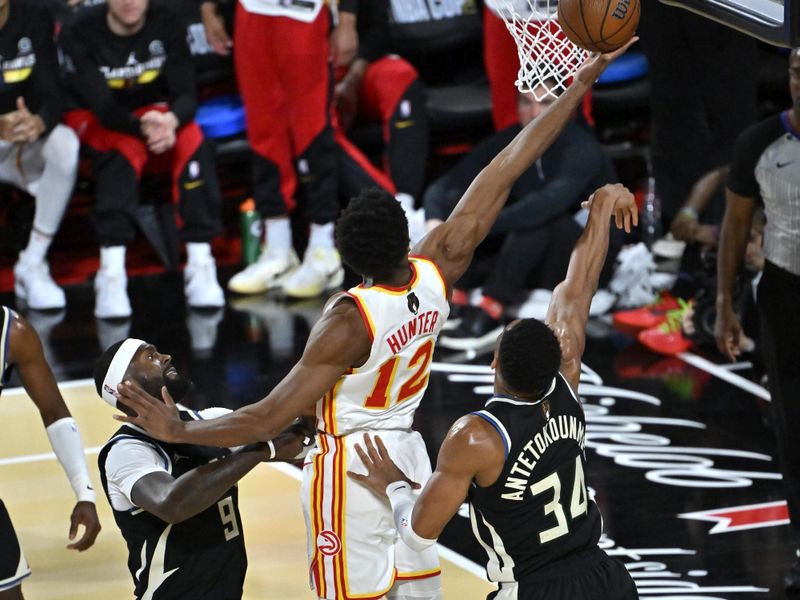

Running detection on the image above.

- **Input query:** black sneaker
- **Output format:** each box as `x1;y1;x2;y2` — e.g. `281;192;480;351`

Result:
439;306;504;350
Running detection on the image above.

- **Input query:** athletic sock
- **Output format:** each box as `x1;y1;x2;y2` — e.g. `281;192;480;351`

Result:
308;222;335;250
186;242;213;266
265;218;292;252
100;245;126;274
22;229;52;265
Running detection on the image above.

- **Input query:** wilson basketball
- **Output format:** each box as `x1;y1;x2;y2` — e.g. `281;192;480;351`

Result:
557;0;640;53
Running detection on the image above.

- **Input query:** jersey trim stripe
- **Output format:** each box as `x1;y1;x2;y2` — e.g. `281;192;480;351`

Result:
344;291;376;342
310;435;329;597
558;372;580;403
395;566;442;580
409;255;449;300
357;262;419;295
471;410;511;457
0;306;13;386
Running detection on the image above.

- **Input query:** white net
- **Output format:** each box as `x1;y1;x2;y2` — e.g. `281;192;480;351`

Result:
488;0;589;100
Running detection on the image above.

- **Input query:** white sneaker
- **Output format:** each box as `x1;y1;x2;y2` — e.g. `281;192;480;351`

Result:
282;247;344;299
228;248;300;295
185;259;225;308
14;253;66;310
408;208;427;246
94;269;132;319
517;289;553;321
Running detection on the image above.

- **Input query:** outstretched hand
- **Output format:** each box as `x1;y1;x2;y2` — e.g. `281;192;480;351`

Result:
114;380;184;442
67;501;101;551
347;434;420;498
581;183;639;233
575;36;639;84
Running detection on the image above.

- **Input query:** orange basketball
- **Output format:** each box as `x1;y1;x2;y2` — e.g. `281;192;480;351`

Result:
557;0;640;53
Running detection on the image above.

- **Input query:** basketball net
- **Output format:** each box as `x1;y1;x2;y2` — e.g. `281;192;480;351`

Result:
488;0;589;100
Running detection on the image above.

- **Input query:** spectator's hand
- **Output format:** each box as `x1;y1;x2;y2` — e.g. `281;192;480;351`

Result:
140;111;178;154
10;98;45;143
693;224;719;247
714;303;742;361
347;434;420;498
201;1;232;56
67;501;101;551
330;13;358;67
0;112;21;142
334;78;360;131
670;211;699;242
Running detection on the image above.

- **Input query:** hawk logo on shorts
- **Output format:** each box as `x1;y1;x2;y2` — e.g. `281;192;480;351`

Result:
317;530;341;556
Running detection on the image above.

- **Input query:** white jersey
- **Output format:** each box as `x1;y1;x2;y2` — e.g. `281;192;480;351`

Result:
316;256;449;436
239;0;328;23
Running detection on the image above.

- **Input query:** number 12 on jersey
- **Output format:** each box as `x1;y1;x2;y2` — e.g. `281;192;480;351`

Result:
364;339;434;409
530;455;588;544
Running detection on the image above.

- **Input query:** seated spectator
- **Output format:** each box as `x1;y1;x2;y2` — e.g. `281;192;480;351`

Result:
59;0;225;319
331;0;429;241
426;79;616;349
0;0;79;310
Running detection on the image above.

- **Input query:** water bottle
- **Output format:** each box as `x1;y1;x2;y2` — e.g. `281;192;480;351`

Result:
239;199;262;266
642;176;661;248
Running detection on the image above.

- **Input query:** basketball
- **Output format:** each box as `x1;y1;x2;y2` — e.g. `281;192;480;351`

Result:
557;0;640;53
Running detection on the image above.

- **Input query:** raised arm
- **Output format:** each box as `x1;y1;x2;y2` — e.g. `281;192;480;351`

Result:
116;300;371;447
8;313;102;551
414;40;637;289
545;184;637;391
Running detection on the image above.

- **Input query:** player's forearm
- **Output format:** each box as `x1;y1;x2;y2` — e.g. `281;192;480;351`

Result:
177;403;286;447
564;198;615;294
159;448;266;523
716;199;753;309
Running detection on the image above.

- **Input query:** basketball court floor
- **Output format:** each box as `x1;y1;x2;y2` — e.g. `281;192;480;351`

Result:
0;267;795;598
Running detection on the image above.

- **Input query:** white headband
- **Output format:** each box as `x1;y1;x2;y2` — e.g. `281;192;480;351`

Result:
101;338;145;408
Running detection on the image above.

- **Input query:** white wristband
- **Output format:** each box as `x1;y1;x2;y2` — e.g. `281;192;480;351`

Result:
386;481;437;552
46;417;95;504
267;440;276;460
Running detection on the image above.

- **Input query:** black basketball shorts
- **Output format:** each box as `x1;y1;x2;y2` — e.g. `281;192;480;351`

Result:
0;499;31;592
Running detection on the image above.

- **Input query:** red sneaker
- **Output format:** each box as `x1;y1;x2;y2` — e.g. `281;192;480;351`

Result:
638;300;693;356
613;292;681;331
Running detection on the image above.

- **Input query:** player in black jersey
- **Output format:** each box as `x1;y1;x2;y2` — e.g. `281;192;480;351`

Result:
1;306;101;599
93;338;314;600
59;0;226;319
350;184;640;599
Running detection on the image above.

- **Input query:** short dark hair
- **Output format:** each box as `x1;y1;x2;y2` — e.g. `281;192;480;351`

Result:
336;188;409;280
93;340;126;397
498;319;562;397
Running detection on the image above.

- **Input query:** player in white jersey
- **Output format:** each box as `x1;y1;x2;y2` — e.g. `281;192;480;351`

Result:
115;42;635;600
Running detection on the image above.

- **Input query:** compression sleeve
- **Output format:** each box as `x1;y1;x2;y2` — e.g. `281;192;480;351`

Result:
386;481;437;552
46;418;96;504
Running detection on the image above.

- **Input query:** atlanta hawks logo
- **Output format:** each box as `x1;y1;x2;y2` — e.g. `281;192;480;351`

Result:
316;530;342;556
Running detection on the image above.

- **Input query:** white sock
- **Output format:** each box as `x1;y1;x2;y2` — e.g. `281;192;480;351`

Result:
100;246;126;274
265;218;292;252
396;193;415;213
186;242;213;265
308;222;335;249
22;230;52;265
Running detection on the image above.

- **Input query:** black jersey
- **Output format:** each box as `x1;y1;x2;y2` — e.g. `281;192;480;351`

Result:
0;306;15;397
98;415;247;600
0;0;62;133
60;0;196;136
468;374;602;583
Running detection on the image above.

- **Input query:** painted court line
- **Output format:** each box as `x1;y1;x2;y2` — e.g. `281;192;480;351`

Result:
677;352;770;401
